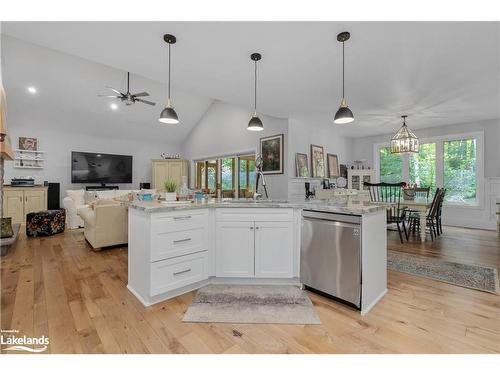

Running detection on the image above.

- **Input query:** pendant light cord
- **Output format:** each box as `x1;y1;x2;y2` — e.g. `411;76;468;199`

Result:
342;41;345;99
127;72;130;93
254;60;257;112
168;43;171;101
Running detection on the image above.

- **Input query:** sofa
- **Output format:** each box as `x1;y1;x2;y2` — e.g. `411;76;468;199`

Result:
78;201;128;249
63;189;136;229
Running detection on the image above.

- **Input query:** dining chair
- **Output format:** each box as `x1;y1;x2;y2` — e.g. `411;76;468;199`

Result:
408;188;442;241
364;182;408;243
436;188;446;235
414;187;430;199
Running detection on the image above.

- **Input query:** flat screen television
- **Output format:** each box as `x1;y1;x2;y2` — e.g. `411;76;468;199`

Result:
71;151;132;184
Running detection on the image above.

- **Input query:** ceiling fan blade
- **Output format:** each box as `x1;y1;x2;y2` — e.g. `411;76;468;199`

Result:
97;95;121;98
131;92;150;97
105;86;124;96
136;99;156;106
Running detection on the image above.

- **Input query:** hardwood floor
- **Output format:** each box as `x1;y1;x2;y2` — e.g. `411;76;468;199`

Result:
388;225;500;268
1;227;499;354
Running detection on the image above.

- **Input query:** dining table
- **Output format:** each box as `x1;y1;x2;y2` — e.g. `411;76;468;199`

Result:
374;197;432;242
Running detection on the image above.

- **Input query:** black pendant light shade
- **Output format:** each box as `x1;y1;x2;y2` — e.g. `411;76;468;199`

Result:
247;53;264;131
159;106;179;124
334;99;354;124
159;34;179;124
334;32;354;124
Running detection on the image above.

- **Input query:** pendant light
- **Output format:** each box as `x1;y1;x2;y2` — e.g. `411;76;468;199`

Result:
333;32;354;124
159;34;179;124
390;115;419;154
247;53;264;131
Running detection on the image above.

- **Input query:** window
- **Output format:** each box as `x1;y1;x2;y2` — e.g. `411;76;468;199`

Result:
409;143;436;191
195;154;255;198
444;139;476;204
379;147;403;183
375;133;481;206
238;155;256;198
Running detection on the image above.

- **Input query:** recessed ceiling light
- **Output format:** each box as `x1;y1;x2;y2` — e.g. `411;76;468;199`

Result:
27;86;37;94
110;103;118;110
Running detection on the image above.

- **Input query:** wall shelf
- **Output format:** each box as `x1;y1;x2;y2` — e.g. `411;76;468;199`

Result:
13;149;45;154
13;165;44;169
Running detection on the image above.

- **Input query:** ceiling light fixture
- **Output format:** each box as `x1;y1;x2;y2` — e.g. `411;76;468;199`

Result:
247;53;264;131
27;86;37;94
390;115;419;154
110;103;118;110
333;32;354;124
159;34;179;124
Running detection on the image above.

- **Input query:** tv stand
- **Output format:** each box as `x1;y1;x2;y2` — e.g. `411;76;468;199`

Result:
85;185;119;191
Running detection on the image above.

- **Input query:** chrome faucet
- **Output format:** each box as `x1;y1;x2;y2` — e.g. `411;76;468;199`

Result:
254;156;269;200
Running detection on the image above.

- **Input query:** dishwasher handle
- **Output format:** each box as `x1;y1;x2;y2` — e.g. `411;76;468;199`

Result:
302;210;362;225
302;216;360;230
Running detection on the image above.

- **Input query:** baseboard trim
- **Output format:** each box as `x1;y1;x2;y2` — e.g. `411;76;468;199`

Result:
361;289;387;315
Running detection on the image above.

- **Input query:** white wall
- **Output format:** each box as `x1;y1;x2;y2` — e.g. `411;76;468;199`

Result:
350;118;500;229
4;126;180;205
182;100;289;199
287;116;353;200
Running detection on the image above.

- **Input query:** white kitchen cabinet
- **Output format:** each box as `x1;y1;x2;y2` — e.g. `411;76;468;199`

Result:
215;221;255;277
254;221;294;278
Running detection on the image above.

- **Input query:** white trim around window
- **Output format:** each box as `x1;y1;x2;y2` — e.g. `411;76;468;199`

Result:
373;130;485;209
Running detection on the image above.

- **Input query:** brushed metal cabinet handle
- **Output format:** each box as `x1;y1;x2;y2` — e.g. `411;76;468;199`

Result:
173;238;191;244
250;227;254;229
173;268;191;276
173;215;191;220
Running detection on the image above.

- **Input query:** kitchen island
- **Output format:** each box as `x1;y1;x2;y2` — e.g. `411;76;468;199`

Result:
127;198;387;314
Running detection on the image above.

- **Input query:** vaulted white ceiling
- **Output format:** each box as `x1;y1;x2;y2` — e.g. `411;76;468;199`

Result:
2;21;499;138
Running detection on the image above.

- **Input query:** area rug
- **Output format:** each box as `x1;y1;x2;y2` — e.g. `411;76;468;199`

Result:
387;250;500;294
182;284;321;324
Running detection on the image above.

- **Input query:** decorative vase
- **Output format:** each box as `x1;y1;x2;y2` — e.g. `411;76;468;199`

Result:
165;192;177;202
403;188;415;201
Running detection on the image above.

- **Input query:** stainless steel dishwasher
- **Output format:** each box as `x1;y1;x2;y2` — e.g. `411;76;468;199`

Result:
300;210;361;309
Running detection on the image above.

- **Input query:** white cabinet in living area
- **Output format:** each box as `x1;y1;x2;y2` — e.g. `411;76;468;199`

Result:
254;221;294;278
215;221;255;277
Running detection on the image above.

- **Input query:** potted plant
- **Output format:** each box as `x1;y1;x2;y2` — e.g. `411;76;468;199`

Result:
164;180;177;202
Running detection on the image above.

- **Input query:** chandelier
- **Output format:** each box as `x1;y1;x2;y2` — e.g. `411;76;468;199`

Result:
390;115;419;154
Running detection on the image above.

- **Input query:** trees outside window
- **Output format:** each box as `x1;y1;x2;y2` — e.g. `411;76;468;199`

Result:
444;139;476;203
409;143;436;191
379;147;403;183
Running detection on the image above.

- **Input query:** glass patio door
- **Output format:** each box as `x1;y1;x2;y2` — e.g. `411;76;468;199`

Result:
238;155;256;198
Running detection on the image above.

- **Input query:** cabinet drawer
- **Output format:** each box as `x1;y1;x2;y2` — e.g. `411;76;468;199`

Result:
215;208;293;222
152;209;208;234
150;251;208;296
151;227;208;262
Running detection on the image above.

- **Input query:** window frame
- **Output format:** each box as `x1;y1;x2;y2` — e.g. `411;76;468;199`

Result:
373;131;484;209
192;149;257;199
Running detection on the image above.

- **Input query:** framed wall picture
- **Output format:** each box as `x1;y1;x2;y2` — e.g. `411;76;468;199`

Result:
19;137;38;151
327;153;339;178
259;134;284;174
295;153;309;177
310;144;325;178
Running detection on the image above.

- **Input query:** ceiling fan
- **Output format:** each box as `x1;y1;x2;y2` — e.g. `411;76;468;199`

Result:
98;72;156;106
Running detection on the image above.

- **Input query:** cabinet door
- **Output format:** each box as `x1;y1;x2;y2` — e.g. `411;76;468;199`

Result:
254;221;294;278
168;161;185;193
216;221;255;277
3;190;24;224
152;162;169;191
24;190;46;215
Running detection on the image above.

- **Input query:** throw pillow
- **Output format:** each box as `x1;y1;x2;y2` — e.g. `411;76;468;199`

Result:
95;190;116;200
84;191;99;205
1;217;14;238
66;189;85;206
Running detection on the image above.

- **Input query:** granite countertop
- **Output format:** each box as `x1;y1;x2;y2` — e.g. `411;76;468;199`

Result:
127;197;386;216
